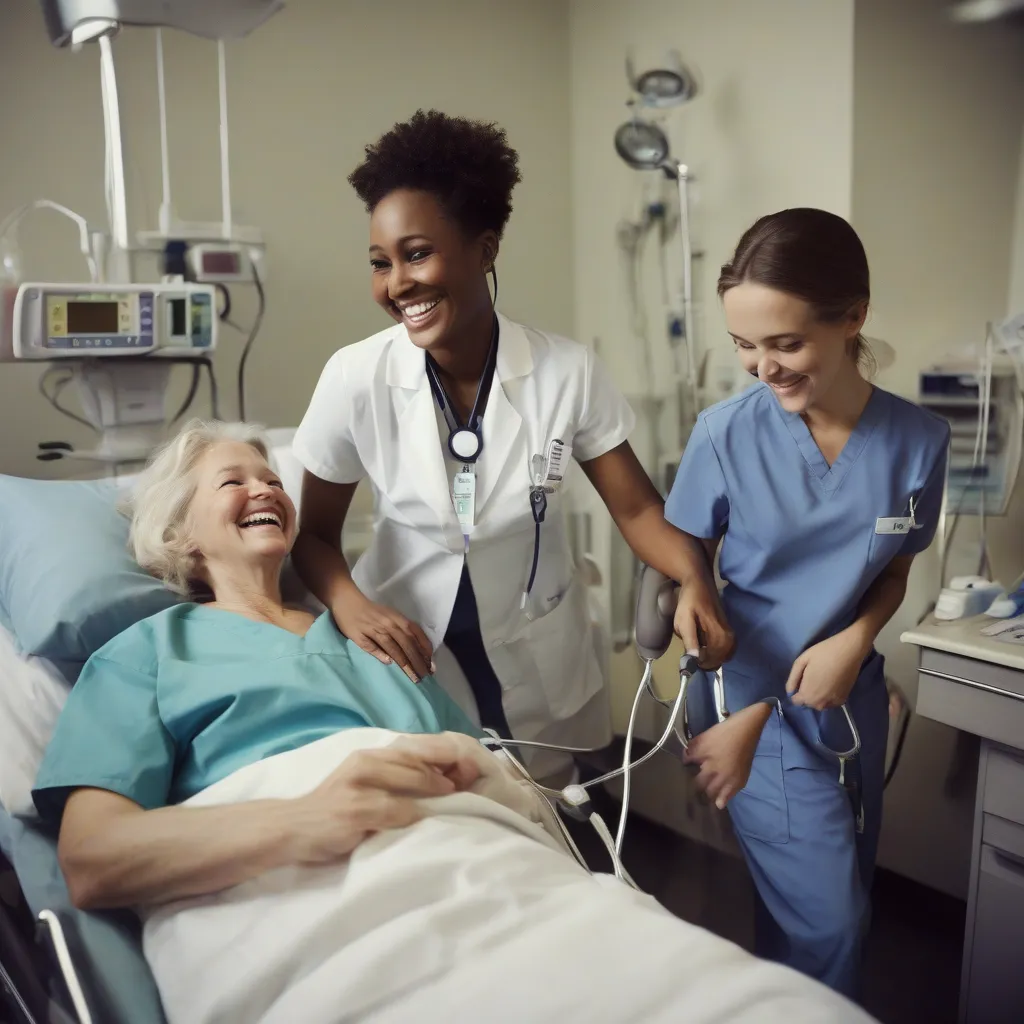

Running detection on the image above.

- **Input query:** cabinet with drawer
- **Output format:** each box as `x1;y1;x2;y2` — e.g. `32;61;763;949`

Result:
962;745;1024;1024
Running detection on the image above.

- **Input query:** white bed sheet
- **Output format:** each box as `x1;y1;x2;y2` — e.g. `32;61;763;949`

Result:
142;728;877;1024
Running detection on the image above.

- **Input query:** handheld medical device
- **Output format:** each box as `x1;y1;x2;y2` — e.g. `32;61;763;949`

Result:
3;282;216;360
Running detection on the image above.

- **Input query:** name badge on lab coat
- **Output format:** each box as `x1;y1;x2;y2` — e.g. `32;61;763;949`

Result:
537;439;571;491
453;470;476;535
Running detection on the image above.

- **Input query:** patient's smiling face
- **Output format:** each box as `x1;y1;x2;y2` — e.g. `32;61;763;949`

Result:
185;441;297;575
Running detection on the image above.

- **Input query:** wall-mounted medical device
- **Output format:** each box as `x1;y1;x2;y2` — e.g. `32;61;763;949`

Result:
0;1;283;474
2;282;216;361
187;244;254;285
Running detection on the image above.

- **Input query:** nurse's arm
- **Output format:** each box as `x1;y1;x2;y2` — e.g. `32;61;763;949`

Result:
580;441;720;592
847;553;915;656
291;472;362;605
292;472;433;680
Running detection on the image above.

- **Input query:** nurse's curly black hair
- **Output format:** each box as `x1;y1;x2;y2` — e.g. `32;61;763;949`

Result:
348;109;522;239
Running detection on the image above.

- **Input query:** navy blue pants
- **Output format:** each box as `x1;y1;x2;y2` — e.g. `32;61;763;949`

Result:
444;566;511;737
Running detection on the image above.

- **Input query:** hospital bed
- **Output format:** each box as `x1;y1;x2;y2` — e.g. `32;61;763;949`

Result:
0;804;166;1024
0;458;878;1024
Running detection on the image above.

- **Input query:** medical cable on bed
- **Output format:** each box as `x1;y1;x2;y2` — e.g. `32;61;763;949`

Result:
481;654;695;887
479;567;701;888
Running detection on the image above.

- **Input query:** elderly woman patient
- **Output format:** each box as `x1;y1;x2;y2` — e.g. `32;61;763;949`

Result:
32;419;485;910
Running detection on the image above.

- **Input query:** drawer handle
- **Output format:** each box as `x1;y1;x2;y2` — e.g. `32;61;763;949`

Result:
919;668;1024;703
984;846;1024;889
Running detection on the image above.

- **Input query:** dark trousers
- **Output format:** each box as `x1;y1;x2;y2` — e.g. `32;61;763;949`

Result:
444;566;512;737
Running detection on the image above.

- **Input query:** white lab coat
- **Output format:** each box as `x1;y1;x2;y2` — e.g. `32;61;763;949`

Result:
292;312;635;755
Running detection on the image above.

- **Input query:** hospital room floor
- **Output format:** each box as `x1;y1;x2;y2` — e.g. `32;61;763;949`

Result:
573;779;965;1024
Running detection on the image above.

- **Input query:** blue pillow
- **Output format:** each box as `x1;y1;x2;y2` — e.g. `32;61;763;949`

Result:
0;475;181;681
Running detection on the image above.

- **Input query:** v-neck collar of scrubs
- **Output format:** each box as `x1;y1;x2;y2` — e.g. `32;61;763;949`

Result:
190;604;334;650
772;384;886;495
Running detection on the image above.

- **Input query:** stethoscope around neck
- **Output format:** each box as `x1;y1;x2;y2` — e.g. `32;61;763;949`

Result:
423;305;548;607
424;311;499;465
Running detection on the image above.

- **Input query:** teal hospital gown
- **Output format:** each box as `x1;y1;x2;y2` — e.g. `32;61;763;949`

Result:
32;604;482;824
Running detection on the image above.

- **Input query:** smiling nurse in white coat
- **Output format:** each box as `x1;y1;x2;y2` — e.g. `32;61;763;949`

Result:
291;110;732;782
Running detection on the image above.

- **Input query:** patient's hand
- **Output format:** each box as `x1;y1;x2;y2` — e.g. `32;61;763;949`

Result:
291;738;482;865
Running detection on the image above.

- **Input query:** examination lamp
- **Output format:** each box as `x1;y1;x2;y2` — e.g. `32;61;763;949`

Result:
613;118;683;179
626;49;700;110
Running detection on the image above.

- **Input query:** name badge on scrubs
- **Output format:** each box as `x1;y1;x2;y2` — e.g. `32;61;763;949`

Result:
875;494;920;535
453;469;476;537
875;517;912;535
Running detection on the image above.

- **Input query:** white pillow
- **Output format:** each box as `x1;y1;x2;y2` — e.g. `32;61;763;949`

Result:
0;621;69;818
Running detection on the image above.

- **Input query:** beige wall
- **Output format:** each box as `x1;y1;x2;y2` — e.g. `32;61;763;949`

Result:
851;0;1024;897
0;0;573;479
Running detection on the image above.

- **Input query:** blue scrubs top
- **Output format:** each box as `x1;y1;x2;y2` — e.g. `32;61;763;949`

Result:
32;604;482;825
666;382;949;716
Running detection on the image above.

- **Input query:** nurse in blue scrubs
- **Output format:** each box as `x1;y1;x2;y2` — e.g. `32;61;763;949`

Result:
665;209;950;999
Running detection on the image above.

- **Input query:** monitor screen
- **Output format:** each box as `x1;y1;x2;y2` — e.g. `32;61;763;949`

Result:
66;300;119;335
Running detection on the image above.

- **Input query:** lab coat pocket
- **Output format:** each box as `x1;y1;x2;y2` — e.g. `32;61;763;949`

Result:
498;575;603;726
728;714;791;845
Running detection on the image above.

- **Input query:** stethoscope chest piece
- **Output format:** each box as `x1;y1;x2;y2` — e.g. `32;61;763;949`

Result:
449;428;481;462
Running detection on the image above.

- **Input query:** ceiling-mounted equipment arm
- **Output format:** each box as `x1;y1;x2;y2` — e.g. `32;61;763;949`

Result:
39;0;285;47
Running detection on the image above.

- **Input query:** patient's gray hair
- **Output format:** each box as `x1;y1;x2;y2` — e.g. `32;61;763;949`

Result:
126;418;269;595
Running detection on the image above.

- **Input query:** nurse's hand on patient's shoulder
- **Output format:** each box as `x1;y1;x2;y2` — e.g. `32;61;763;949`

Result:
333;588;435;683
674;579;735;669
290;737;482;866
683;703;771;810
785;627;868;710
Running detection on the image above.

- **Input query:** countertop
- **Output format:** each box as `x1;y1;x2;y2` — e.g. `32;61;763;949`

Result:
901;614;1024;672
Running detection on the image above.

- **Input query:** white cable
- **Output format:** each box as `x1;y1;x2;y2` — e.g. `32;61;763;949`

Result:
98;35;128;254
156;29;172;234
615;659;651;855
978;326;993;576
487;739;589;871
481;656;699;887
589;811;638;887
586;656;693;790
37;911;94;1024
218;39;233;239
